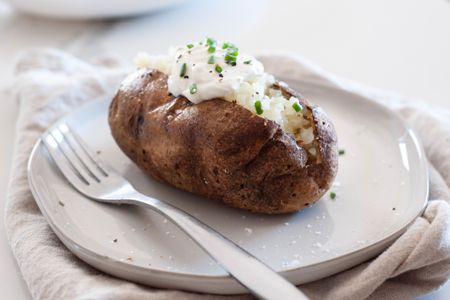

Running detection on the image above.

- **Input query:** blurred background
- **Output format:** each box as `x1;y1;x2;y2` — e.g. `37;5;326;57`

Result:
0;0;449;298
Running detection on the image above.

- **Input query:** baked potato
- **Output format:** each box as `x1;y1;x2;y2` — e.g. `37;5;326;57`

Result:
108;68;338;214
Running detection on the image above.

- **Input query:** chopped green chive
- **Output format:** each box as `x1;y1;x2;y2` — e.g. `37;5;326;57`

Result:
208;46;216;53
338;149;345;155
208;56;215;64
187;44;194;49
222;42;231;49
292;102;302;112
329;191;336;200
254;100;263;115
244;60;252;64
225;53;238;65
206;37;216;46
228;48;239;56
215;64;222;73
225;46;239;65
179;63;187;77
190;83;198;94
225;53;236;61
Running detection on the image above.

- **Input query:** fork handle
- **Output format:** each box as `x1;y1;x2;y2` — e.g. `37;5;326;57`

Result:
126;192;308;300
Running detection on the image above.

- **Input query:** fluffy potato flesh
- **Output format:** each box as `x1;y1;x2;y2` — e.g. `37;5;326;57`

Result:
109;69;338;214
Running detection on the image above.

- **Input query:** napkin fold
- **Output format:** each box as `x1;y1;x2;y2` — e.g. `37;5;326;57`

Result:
4;48;450;300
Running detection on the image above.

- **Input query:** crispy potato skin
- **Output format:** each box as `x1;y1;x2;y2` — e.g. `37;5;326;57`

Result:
109;69;338;214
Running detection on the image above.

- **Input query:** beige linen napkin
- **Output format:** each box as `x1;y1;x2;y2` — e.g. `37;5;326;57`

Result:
5;48;450;300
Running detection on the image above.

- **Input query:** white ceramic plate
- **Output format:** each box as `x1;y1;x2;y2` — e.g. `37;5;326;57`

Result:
28;81;428;294
5;0;186;19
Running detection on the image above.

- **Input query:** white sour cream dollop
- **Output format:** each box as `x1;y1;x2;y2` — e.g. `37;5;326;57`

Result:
135;40;271;103
169;42;265;103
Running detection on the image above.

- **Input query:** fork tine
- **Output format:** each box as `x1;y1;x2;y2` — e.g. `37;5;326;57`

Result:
58;123;107;180
59;123;111;176
42;133;90;186
49;128;97;184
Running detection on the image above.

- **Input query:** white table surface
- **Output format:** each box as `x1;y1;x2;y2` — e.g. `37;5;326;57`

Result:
0;0;449;298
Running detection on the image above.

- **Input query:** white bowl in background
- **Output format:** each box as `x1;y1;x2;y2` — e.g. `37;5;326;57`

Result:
4;0;187;19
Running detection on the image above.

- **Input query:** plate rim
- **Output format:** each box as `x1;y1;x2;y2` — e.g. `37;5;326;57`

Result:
27;81;429;289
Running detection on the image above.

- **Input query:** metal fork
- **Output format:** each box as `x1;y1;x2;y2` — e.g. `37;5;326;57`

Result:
41;122;309;300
